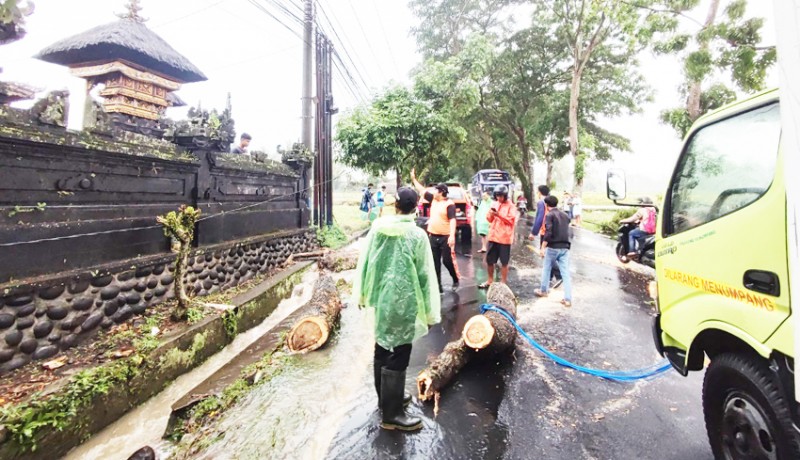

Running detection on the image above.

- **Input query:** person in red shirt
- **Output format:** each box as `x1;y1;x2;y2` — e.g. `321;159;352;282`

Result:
479;185;518;289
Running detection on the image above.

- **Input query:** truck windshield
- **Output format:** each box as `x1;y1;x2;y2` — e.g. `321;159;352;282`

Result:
481;172;510;182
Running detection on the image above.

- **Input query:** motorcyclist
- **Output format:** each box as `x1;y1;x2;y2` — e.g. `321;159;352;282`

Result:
619;197;657;258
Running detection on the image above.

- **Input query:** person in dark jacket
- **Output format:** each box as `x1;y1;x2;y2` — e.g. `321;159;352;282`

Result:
528;185;562;288
534;196;572;307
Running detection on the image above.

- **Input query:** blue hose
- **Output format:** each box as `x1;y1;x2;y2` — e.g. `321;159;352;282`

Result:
479;304;672;382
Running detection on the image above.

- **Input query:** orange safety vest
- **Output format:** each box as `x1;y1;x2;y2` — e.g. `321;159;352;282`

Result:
428;198;455;236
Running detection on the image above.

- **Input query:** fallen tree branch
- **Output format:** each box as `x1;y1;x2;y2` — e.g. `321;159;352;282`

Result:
286;275;342;353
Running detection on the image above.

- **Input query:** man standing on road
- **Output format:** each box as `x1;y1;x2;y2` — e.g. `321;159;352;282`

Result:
479;185;517;289
529;185;562;288
376;185;387;217
411;169;460;293
353;187;441;432
535;196;573;307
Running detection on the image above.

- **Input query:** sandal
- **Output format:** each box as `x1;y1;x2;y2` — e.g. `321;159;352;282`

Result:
478;282;491;289
477;249;487;253
561;299;572;307
534;289;548;297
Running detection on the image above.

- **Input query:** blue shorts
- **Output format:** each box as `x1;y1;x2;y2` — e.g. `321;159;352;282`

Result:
377;202;384;208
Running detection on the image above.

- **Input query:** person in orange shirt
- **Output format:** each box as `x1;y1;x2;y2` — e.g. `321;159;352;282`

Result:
411;169;460;293
479;185;517;289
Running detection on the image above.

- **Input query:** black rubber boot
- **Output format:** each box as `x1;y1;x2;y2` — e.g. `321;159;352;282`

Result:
374;360;412;406
380;368;422;431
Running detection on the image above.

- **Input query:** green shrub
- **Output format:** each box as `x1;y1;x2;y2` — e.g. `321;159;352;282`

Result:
316;225;348;249
598;209;635;237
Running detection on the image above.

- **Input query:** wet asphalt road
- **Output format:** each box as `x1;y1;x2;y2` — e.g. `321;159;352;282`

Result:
326;226;713;460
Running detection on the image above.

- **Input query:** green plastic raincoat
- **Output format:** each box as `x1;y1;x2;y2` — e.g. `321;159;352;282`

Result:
352;214;441;350
475;198;492;236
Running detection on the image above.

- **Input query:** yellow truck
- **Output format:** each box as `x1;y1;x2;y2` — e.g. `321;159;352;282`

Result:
607;84;800;457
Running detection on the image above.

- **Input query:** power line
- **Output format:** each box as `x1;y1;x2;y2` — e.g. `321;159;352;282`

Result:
244;0;306;43
345;0;385;80
314;0;373;94
370;0;400;77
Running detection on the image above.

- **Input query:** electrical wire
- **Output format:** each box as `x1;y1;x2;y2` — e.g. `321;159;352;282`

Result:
0;170;347;248
314;0;373;95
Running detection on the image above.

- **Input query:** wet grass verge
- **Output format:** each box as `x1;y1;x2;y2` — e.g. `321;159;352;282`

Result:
0;262;313;460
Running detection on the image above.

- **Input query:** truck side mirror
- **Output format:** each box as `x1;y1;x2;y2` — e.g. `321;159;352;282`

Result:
607;169;627;201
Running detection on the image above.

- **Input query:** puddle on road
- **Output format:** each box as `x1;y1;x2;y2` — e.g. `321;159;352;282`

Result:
178;252;511;460
63;269;320;460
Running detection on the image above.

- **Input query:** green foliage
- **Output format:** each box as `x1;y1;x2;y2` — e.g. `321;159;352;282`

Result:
0;360;138;452
598;209;633;237
336;85;460;183
7;202;46;217
656;0;776;136
222;308;242;340
316;224;348;249
156;205;201;320
186;306;205;324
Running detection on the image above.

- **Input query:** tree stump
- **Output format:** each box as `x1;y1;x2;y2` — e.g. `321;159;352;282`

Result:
286;275;342;353
462;283;518;354
318;250;359;272
417;282;518;413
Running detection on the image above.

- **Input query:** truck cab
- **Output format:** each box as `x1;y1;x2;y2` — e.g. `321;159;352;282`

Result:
608;89;800;458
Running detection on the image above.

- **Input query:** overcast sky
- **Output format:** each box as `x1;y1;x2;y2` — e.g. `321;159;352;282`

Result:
0;0;778;195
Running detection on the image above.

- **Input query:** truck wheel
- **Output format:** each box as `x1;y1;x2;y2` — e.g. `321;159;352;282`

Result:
703;353;800;460
615;243;630;264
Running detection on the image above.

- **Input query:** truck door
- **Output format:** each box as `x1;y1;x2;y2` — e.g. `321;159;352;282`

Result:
658;100;790;346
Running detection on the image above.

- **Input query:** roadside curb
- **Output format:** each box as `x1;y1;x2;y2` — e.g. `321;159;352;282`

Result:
0;262;315;460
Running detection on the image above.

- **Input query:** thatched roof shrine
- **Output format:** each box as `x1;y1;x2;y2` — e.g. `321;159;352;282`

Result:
35;18;206;83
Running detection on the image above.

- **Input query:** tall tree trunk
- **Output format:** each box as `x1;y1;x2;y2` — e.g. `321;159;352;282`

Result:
396;168;402;190
545;157;554;188
569;67;583;194
687;0;721;121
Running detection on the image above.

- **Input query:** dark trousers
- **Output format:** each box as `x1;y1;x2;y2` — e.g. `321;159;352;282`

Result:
429;234;459;288
374;343;413;397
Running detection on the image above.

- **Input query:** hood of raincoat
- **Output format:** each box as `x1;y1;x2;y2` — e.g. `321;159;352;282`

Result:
352;214;441;350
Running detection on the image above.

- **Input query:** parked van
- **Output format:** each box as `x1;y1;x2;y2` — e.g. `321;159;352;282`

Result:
607;88;800;457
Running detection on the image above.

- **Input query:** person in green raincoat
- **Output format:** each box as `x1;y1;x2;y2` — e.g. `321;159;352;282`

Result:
475;191;492;253
353;187;441;432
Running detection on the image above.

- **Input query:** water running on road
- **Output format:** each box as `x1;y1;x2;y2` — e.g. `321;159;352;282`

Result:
64;269;320;460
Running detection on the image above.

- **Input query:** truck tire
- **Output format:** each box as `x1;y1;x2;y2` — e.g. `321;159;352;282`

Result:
703;353;800;460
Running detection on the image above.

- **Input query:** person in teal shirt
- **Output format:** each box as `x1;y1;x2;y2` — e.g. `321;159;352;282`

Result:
475;192;492;253
353;187;441;432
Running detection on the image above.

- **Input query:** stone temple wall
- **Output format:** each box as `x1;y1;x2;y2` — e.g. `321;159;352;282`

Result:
0;229;317;374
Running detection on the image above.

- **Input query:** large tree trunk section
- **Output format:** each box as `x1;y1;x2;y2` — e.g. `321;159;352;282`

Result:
318;250;358;272
687;0;721;121
463;283;517;353
418;283;518;413
569;67;583;194
416;338;472;414
286;275;342;353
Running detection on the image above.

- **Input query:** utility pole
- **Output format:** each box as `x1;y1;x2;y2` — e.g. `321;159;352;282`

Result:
301;0;313;149
301;0;314;225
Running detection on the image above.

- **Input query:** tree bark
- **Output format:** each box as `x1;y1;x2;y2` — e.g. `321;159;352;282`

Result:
318;250;359;272
569;67;583;194
462;283;517;354
545;158;554;188
687;0;721;121
417;283;517;411
396;168;402;190
286;275;342;353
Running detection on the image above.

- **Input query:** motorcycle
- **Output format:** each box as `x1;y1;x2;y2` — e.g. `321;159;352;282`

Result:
616;222;656;268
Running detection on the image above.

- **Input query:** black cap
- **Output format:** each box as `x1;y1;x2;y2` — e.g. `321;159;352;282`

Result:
434;183;449;195
396;187;419;213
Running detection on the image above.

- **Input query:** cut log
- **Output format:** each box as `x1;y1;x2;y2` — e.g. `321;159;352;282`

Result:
286;275;342;353
283;249;330;267
318;250;359;272
417;282;518;411
462;282;517;354
416;338;473;410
